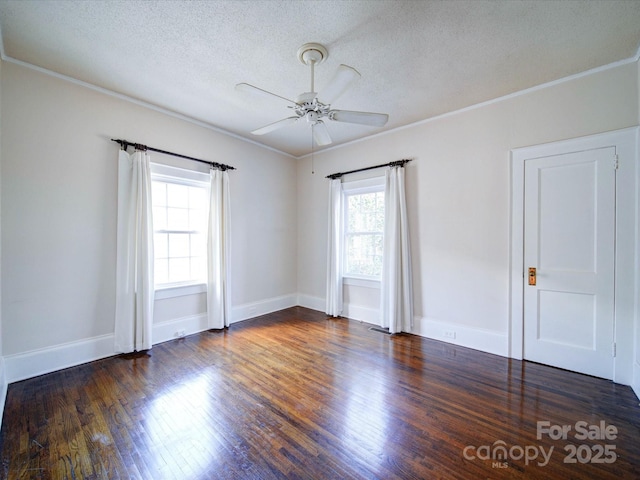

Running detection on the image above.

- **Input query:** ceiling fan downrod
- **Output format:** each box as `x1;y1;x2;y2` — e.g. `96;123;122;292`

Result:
297;43;328;94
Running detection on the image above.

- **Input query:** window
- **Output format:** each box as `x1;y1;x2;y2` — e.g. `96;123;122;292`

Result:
343;177;385;280
151;164;209;288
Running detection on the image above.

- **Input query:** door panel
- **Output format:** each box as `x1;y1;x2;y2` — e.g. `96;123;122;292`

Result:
538;290;594;349
523;147;615;379
538;161;596;272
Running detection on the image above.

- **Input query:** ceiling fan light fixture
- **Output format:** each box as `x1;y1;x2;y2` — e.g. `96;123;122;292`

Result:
305;111;319;124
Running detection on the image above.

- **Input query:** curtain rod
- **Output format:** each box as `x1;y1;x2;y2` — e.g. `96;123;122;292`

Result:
326;159;412;180
111;139;236;171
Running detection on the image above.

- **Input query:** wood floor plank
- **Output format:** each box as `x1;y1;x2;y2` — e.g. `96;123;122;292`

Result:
1;307;639;479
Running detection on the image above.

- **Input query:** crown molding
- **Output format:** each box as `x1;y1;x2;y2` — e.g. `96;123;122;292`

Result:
297;55;640;160
0;53;296;159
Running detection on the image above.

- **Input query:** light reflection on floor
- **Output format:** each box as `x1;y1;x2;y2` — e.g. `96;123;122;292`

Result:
340;369;390;467
146;371;223;477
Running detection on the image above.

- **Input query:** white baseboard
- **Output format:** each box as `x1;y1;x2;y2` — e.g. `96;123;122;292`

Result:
0;357;7;431
4;333;116;384
295;295;509;357
3;294;300;383
297;294;325;312
153;313;209;344
6;314;215;383
632;361;640;401
156;294;299;342
232;294;298;323
411;316;509;357
296;294;381;324
343;303;380;324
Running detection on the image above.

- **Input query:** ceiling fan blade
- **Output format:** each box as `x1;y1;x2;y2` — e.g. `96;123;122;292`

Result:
330;110;389;127
251;116;299;135
318;64;360;104
312;121;332;146
236;82;296;105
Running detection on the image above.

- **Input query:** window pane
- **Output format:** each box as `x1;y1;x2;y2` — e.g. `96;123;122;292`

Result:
155;259;169;285
349;192;382;233
168;258;190;283
344;187;385;278
374;193;385;230
167;183;189;208
346;233;383;277
190;209;208;232
167;207;189;231
152;182;167;206
347;196;356;230
168;233;190;258
191;233;206;257
153;206;167;230
374;232;383;254
191;256;206;282
345;235;361;274
154;233;168;258
364;212;373;231
152;178;210;286
190;186;208;208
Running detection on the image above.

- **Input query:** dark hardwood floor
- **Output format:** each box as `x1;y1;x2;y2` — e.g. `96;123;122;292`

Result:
1;307;639;479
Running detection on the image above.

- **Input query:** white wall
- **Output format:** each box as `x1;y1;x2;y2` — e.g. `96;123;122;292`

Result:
1;61;297;381
297;61;639;359
634;58;640;399
0;58;6;425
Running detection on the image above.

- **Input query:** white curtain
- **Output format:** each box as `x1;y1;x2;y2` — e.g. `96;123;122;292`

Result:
326;178;343;317
207;168;231;329
381;166;414;334
114;149;155;352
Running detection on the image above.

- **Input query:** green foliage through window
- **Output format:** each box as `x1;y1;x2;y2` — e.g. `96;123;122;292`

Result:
344;190;384;278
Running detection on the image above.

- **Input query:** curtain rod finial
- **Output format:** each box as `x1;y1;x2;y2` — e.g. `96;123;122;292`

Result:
111;138;127;150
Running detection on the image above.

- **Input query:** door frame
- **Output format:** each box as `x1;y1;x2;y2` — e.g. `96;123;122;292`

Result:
509;127;638;385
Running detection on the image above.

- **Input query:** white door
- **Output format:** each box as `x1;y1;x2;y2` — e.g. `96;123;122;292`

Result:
523;147;616;380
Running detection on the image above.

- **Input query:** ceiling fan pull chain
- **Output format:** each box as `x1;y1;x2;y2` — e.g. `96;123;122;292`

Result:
311;125;315;174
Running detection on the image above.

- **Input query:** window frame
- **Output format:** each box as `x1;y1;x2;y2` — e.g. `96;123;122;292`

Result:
150;162;210;296
341;176;385;288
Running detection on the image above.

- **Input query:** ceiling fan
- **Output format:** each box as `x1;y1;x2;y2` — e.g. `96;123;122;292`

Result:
236;43;389;146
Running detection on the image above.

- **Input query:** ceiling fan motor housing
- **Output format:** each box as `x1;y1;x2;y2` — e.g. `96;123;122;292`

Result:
295;97;330;122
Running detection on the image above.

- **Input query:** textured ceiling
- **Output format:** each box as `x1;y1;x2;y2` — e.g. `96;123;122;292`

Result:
1;0;640;158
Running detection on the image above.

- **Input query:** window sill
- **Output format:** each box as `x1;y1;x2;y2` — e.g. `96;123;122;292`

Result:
343;276;381;289
155;282;207;300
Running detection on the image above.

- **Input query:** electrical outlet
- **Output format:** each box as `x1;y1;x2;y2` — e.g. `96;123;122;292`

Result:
443;330;456;339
